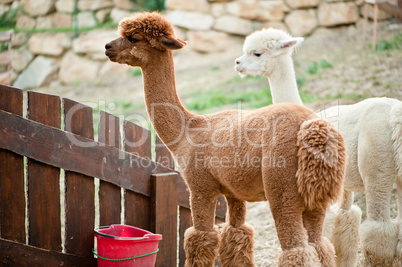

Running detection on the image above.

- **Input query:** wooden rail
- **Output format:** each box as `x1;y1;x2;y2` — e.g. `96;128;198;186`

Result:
0;85;226;266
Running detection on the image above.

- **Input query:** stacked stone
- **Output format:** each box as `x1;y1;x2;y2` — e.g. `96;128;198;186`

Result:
165;0;393;52
1;0;394;88
7;0;140;29
6;0;134;89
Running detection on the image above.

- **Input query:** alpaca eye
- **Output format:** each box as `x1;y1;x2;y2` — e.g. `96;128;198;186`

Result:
254;52;262;57
127;36;139;43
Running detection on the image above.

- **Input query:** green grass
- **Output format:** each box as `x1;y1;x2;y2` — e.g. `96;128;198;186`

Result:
129;67;142;77
305;59;333;75
209;66;220;71
185;86;273;112
375;33;402;50
183;75;324;113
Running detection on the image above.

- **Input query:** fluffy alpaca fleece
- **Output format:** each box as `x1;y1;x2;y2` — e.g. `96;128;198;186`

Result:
219;224;255;266
278;246;321;266
395;228;402;267
236;28;402;266
296;119;345;210
361;220;399;266
184;226;220;267
332;205;361;267
322;204;337;240
310;237;336;267
324;99;402;266
105;13;346;266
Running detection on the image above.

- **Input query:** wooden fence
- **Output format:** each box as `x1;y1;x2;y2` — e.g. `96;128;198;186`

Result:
0;85;226;266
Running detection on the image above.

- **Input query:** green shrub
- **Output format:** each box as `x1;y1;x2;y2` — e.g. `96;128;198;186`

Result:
132;0;165;11
0;7;19;28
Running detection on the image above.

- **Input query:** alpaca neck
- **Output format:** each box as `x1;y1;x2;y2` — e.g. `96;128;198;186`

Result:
142;51;192;150
267;56;303;105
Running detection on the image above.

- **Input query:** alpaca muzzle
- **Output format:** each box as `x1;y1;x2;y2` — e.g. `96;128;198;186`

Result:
105;43;117;61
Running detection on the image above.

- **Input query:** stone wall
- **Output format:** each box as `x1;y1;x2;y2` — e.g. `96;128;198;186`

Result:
165;0;393;52
1;0;394;89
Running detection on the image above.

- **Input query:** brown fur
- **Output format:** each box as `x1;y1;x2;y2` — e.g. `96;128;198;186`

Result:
219;224;255;266
310;237;336;267
184;226;220;267
105;12;346;266
296;119;346;210
278;246;321;266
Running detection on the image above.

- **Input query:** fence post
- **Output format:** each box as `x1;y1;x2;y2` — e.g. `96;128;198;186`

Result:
63;98;95;260
150;172;178;267
179;206;192;267
0;85;25;243
26;91;62;251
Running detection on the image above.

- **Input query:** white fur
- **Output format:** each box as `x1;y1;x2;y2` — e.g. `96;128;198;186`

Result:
361;220;399;266
323;204;338;241
236;28;402;266
332;205;362;267
390;104;402;179
235;28;303;105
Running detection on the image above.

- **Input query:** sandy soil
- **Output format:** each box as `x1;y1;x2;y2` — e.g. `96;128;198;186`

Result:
35;20;402;266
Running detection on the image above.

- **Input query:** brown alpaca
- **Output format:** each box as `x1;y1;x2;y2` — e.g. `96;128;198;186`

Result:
105;12;346;267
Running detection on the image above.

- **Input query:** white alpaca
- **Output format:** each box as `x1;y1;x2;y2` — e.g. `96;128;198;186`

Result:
235;28;402;267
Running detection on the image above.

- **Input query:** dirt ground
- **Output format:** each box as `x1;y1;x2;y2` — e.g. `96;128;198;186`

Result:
36;20;402;266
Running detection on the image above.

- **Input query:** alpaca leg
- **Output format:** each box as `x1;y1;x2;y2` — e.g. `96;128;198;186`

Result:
358;125;398;266
393;177;402;266
331;190;361;267
303;207;335;267
360;179;397;266
322;204;338;242
267;196;321;266
184;190;220;267
219;197;255;267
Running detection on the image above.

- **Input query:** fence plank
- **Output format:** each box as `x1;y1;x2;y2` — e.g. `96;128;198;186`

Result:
179;206;192;267
0;110;164;196
155;134;175;169
63;98;95;258
124;120;152;159
0;238;96;266
0;109;228;213
150;173;178;267
98;111;121;226
0;85;25;243
26;91;62;251
124;121;151;230
216;195;227;220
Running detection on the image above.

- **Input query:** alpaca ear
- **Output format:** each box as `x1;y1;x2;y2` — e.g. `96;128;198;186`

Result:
277;37;304;49
158;36;187;50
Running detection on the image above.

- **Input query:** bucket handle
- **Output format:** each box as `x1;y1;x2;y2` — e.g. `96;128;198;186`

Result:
92;248;159;261
94;226;150;240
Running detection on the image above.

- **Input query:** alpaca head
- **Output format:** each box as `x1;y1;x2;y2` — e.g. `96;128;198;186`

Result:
105;12;186;67
235;28;303;76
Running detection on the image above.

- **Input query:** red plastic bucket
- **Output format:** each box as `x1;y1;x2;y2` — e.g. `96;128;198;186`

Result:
94;224;162;267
